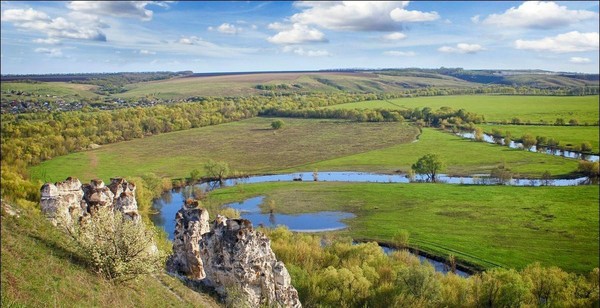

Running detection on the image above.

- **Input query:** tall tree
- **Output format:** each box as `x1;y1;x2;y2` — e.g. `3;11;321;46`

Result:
411;154;444;183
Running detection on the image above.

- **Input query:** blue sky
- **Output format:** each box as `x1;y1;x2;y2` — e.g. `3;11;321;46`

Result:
1;1;598;74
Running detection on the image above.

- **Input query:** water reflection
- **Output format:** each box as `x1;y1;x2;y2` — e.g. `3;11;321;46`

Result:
456;131;599;162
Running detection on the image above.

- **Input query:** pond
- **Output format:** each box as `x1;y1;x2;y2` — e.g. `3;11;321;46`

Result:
456;131;599;162
223;196;355;233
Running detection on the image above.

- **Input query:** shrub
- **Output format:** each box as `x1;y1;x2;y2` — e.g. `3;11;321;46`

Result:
64;207;164;282
271;119;285;130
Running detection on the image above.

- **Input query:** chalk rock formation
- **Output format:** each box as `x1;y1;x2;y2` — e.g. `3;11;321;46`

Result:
199;215;301;307
167;205;301;307
108;178;140;222
40;177;84;226
40;177;140;226
166;199;210;279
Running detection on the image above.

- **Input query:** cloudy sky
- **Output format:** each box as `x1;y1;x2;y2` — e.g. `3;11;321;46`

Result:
1;1;598;74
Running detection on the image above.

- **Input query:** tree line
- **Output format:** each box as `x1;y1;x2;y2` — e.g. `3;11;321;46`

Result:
266;227;599;307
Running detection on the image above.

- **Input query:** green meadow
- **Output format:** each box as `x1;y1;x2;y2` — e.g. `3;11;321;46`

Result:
30;117;419;182
328;95;600;124
30;119;582;183
207;182;599;274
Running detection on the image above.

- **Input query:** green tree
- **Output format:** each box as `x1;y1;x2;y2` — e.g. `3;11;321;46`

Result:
411;154;444;183
521;134;536;150
581;142;593;153
204;159;230;182
189;168;202;183
271;119;285;130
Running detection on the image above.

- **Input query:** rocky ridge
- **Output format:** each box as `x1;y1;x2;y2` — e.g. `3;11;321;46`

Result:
167;200;301;307
40;177;139;227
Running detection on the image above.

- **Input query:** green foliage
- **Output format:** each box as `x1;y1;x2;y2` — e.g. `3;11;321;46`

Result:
62;207;164;282
473;268;529;307
189;168;201;183
393;229;410;249
521;133;537;150
578;161;599;183
263;227;599;307
411;153;444;182
271;119;285;130
474;127;484;142
204;159;230;182
490;163;513;185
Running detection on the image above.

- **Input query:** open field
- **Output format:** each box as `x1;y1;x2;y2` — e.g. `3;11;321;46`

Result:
120;72;477;99
30;119;582;183
207;182;599;274
1;206;220;307
293;127;581;177
29;117;419;182
1;82;98;99
327;95;600;124
479;124;600;153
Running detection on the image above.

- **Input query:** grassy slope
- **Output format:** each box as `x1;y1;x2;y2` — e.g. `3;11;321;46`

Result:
29;117;419;182
1;205;221;307
120;73;477;99
1;82;99;99
296;127;580;177
328;95;600;124
207;182;599;274
478;124;600;153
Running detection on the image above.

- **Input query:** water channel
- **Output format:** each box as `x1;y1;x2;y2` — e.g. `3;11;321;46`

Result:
152;171;591;240
151;168;595;277
456;131;599;162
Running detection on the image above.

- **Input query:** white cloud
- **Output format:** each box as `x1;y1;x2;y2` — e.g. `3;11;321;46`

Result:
33;38;61;45
2;7;50;22
217;23;239;34
383;50;416;56
515;31;599;53
569;57;591;64
470;15;480;24
438;43;486;54
267;22;288;31
139;49;156;55
389;7;439;22
282;46;331;57
383;32;407;41
66;1;169;21
1;8;106;41
34;47;62;57
290;1;438;32
178;36;201;45
481;1;598;29
267;23;327;44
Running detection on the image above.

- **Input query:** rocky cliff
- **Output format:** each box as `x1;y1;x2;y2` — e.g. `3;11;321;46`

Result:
167;202;301;307
42;177;300;307
40;177;140;227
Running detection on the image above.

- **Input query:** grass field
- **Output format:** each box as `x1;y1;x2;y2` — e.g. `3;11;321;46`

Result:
30;118;582;183
294;127;581;177
478;124;599;153
1;206;220;307
1;82;98;99
120;72;476;99
207;182;599;274
30;117;419;182
327;95;600;124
